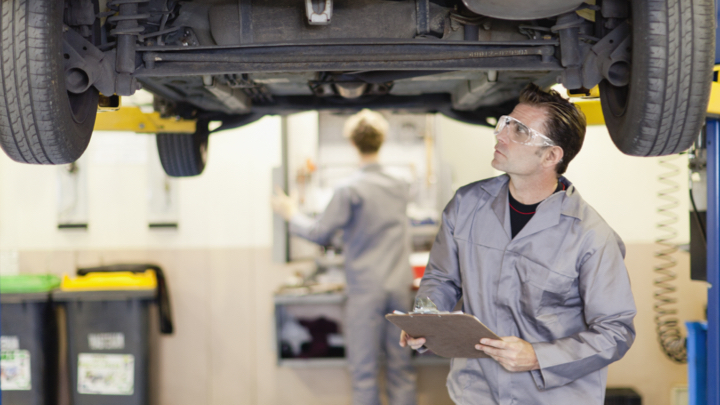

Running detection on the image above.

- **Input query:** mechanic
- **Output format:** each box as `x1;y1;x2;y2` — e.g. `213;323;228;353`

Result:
272;109;417;405
399;84;636;404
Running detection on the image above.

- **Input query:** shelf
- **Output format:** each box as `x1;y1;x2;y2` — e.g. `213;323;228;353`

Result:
275;293;450;369
279;358;347;368
278;355;449;368
274;293;346;305
409;224;440;237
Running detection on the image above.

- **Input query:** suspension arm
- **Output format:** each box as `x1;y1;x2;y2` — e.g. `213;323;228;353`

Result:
134;41;561;76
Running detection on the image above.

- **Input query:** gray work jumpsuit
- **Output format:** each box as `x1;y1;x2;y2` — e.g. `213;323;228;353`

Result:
417;175;636;405
290;163;417;405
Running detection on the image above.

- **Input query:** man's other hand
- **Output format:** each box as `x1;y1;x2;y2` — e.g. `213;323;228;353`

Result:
271;186;298;220
399;330;426;350
475;336;540;372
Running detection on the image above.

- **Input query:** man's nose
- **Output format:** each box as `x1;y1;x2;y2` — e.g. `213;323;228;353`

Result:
495;128;510;143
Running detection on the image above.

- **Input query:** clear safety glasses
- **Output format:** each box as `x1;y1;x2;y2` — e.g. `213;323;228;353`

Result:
493;115;557;147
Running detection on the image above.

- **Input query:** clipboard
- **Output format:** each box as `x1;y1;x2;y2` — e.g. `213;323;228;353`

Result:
386;313;501;358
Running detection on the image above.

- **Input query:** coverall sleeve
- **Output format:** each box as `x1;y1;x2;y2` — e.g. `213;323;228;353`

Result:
289;186;354;246
530;233;637;390
415;193;463;312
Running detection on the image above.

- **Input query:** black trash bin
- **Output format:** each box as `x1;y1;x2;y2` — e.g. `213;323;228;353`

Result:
605;387;642;405
0;274;60;405
52;264;173;405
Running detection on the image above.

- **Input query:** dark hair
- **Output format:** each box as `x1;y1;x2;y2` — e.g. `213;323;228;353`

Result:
349;117;385;154
518;83;586;175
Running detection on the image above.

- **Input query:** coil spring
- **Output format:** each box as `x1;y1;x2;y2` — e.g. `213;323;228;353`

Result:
105;0;149;37
654;154;687;364
101;0;180;44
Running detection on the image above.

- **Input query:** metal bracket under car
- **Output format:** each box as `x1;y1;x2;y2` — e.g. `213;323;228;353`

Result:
62;27;142;98
63;26;142;96
581;21;632;89
62;27;116;96
305;0;333;25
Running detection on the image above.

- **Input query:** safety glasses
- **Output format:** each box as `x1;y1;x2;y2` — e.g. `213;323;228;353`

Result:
493;115;557;147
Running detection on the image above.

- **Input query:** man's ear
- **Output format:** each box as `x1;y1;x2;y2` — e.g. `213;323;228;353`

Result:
543;146;564;168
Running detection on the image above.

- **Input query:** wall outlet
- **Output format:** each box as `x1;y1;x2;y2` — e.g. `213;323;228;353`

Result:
671;385;688;405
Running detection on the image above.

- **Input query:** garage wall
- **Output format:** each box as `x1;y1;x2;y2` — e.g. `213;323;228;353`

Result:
0;116;282;251
0;113;709;405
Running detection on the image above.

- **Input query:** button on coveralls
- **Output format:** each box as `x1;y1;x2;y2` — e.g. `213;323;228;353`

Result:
290;163;417;405
417;175;636;405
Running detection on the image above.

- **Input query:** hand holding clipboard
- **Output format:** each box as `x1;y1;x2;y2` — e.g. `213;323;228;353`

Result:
387;312;501;358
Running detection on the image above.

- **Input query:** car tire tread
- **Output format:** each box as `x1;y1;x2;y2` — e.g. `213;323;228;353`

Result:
0;0;97;165
601;0;714;157
156;128;209;177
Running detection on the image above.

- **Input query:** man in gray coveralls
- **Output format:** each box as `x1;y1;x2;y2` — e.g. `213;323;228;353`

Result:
273;110;417;405
400;84;636;405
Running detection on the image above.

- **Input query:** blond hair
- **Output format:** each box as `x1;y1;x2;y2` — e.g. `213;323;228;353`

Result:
343;109;389;154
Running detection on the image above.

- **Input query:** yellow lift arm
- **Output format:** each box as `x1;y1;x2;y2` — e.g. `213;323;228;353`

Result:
96;101;600;132
574;67;720;126
95;69;720;134
707;65;720;118
574;98;605;126
91;85;608;133
94;105;196;134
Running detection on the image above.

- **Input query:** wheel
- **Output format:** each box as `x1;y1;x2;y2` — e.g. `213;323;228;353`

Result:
156;123;210;177
600;0;715;156
0;0;99;164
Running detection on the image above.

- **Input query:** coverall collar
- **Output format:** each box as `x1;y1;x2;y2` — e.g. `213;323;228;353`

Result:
481;174;583;241
360;162;382;172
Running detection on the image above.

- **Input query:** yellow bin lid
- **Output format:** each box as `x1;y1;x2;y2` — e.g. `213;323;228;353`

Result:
60;270;157;291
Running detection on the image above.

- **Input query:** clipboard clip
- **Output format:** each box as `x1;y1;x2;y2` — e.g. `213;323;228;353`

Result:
413;296;440;314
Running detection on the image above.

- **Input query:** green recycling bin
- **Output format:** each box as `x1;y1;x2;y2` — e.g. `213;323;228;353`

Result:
1;274;61;405
52;264;173;405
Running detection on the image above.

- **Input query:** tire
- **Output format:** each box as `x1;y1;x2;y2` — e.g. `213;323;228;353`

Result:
156;123;210;177
0;0;99;164
600;0;714;156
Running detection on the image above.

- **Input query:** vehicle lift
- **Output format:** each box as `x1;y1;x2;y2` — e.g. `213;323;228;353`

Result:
687;20;720;402
690;108;719;403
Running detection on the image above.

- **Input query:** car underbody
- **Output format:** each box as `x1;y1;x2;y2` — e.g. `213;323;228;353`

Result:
0;0;714;176
68;0;621;125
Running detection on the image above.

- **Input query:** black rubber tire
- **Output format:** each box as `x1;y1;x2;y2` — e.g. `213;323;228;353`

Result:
0;0;98;164
156;124;210;177
600;0;715;156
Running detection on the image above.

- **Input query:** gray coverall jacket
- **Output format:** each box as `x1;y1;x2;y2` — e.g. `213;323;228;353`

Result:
417;175;636;405
290;163;416;405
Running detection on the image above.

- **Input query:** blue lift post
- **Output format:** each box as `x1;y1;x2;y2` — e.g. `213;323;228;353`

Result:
707;118;720;405
688;118;718;405
707;5;720;402
687;6;720;404
687;111;719;405
687;321;708;405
